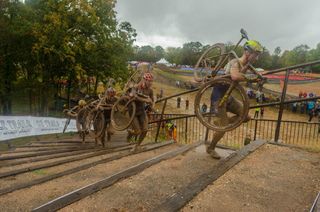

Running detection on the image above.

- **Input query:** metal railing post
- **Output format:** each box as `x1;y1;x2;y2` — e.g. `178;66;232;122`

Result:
185;117;188;143
155;99;167;142
253;119;258;140
274;69;290;142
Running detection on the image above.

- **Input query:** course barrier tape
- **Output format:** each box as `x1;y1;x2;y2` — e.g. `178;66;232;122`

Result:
0;116;76;142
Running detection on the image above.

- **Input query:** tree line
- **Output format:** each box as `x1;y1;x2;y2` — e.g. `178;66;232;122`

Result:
0;0;136;115
132;42;320;72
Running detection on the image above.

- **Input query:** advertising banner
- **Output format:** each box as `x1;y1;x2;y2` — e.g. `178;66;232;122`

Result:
0;116;77;141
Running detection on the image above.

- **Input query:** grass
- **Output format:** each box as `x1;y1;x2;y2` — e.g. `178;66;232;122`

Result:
154;68;187;82
32;169;48;175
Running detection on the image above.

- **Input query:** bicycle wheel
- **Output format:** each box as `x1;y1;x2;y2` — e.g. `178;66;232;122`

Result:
86;110;105;139
111;96;136;131
194;43;226;82
76;107;89;132
124;69;143;91
194;78;249;132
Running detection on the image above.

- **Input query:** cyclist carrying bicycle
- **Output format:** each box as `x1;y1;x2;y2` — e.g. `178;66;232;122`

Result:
127;72;154;151
97;87;118;147
207;40;263;159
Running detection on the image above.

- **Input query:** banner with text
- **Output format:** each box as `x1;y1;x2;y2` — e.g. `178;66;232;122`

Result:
0;116;77;141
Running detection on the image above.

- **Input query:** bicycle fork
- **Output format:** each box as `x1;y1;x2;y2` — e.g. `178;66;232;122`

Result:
218;82;235;107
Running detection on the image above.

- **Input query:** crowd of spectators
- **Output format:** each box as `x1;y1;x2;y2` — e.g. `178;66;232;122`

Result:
290;91;320;122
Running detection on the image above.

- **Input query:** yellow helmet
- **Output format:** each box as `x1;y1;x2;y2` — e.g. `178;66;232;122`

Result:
78;99;86;107
244;40;263;53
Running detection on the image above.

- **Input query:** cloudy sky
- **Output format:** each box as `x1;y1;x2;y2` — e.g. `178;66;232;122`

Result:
115;0;320;52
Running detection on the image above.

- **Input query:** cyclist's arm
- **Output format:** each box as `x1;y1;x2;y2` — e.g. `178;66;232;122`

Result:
230;62;262;82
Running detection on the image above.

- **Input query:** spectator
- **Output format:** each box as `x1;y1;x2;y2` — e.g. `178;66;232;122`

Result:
254;106;260;119
177;97;181;108
261;92;265;102
307;101;315;115
260;107;264;118
201;103;208;113
173;124;177;142
292;102;297;113
256;90;261;103
316;102;320;116
308;108;315;122
309;92;314;98
303;92;307;98
160;88;164;98
165;121;174;140
299;91;303;98
186;98;189;110
300;102;305;114
176;80;180;88
246;88;254;99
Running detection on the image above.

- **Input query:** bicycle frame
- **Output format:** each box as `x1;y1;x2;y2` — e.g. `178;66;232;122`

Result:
209;30;265;108
211;29;249;75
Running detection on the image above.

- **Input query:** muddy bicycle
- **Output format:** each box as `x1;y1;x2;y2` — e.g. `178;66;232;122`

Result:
193;29;266;132
111;88;153;131
62;105;79;133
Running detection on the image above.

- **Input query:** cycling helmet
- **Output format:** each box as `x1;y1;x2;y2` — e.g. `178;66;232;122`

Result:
244;40;263;53
143;73;154;81
106;87;116;96
78;99;87;107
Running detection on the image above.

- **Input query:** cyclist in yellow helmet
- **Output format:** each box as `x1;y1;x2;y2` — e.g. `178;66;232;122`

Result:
207;40;263;159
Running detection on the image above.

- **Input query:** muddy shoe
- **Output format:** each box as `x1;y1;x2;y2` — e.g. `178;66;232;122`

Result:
130;145;143;152
126;133;133;143
210;150;221;159
206;147;221;159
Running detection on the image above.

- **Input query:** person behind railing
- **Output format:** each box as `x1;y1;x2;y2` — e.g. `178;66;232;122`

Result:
303;91;307;98
256;90;262;103
300;101;306;114
201;102;208;113
315;101;320;117
165;120;174;140
260;107;264;119
292;102;297;113
173;124;177;142
254;105;260;119
160;88;164;98
185;98;189;110
177;97;181;108
206;40;263;159
307;100;315;116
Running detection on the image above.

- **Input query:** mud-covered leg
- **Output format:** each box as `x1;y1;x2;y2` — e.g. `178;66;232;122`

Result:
227;96;250;123
132;113;148;152
207;101;228;159
127;116;140;143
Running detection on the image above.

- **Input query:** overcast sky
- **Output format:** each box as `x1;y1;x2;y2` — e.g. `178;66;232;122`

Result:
115;0;320;52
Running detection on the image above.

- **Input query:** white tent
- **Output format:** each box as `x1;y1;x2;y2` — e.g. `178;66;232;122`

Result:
156;58;170;65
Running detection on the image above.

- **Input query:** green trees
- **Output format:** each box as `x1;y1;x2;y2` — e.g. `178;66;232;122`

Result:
147;42;320;71
131;45;164;63
0;0;135;115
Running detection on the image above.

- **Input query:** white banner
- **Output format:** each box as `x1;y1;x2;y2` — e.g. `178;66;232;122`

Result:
0;116;77;142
